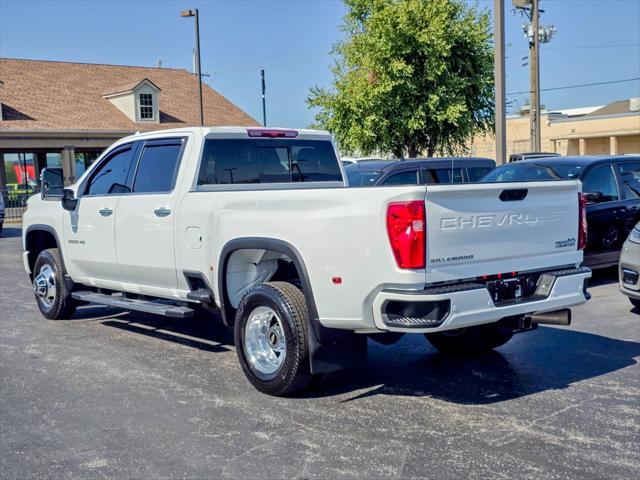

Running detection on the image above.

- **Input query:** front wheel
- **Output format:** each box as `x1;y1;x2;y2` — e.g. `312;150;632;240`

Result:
425;321;513;355
32;248;76;320
234;282;313;396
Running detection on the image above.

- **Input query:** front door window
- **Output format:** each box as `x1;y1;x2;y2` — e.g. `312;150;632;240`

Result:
582;165;619;202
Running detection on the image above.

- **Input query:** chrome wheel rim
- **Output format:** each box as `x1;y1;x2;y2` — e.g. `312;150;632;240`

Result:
244;306;286;376
33;264;57;308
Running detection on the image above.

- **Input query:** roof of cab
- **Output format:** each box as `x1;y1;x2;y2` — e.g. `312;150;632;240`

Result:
203;126;331;137
127;126;332;138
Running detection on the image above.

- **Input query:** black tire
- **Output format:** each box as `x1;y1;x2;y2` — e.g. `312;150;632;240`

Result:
630;297;640;310
234;282;313;396
425;321;513;354
32;248;76;320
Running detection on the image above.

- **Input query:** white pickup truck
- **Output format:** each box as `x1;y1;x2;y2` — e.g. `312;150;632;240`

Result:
23;127;591;395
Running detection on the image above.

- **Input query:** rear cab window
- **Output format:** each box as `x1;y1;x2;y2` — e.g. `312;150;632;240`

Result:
197;138;342;186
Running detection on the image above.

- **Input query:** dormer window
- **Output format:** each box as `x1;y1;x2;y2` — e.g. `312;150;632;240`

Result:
139;93;153;120
102;78;161;124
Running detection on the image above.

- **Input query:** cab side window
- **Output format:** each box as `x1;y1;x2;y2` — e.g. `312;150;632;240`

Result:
133;138;185;193
381;170;419;186
582;165;619;202
424;168;464;184
617;162;640;199
85;144;137;196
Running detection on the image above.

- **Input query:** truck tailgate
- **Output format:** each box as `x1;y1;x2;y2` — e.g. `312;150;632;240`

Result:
425;180;583;284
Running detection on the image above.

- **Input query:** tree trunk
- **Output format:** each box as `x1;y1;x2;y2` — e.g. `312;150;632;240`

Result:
407;143;418;158
427;147;435;157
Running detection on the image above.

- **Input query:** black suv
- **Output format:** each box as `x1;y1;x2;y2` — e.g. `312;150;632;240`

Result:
483;155;640;269
344;157;496;187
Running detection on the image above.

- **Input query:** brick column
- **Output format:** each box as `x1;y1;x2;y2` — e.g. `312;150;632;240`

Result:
61;146;76;186
578;138;586;156
34;152;47;183
609;136;618;155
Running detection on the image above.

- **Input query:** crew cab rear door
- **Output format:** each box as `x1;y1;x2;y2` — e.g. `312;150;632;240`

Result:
114;136;188;290
424;180;583;284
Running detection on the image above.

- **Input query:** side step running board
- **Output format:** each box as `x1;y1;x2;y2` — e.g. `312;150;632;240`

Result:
72;291;194;318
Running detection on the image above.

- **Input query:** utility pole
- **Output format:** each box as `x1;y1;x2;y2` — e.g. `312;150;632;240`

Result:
181;9;204;126
261;69;267;127
516;0;555;152
531;0;540;152
494;0;507;165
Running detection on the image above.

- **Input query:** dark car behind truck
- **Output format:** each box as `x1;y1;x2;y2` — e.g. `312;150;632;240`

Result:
345;157;496;187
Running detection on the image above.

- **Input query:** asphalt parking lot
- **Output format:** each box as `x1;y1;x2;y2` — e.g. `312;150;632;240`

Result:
1;224;638;479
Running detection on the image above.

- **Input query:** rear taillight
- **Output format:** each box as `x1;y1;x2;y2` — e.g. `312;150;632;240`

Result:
247;128;298;138
578;192;588;250
386;201;426;269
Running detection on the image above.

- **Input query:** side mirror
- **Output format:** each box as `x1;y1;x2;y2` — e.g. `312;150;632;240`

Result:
584;191;603;204
62;188;78;211
40;168;64;199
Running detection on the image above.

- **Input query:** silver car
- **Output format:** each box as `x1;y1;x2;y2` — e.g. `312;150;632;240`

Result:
619;223;640;309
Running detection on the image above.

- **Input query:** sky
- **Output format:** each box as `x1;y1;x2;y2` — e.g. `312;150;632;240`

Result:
1;0;639;127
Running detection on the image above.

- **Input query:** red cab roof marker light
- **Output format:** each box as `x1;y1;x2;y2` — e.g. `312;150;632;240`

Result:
247;129;299;138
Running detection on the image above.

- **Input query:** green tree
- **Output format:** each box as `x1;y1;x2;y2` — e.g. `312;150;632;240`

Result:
308;0;495;158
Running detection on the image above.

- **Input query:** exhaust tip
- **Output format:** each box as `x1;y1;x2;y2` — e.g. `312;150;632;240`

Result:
528;309;571;326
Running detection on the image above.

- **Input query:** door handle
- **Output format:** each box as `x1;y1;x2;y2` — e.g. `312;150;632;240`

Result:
99;208;113;217
154;207;171;217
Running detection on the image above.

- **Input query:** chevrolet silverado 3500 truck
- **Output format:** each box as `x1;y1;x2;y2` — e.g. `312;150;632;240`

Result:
23;127;591;395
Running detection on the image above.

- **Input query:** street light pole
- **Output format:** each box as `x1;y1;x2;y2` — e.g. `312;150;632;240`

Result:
181;8;204;126
494;0;507;165
261;69;267;127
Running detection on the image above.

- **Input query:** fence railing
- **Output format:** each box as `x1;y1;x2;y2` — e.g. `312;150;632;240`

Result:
2;189;39;221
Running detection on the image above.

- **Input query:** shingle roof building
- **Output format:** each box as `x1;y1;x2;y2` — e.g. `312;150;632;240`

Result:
0;58;259;188
0;58;257;130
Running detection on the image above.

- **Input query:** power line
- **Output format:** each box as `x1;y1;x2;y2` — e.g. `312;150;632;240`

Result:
506;77;640;96
542;43;640;50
